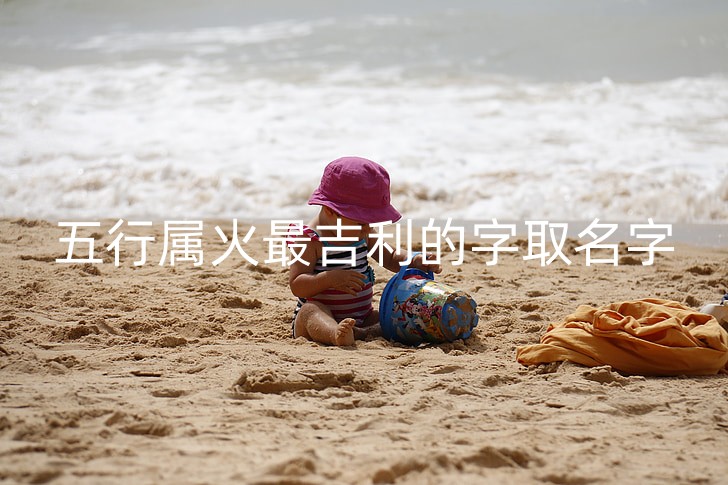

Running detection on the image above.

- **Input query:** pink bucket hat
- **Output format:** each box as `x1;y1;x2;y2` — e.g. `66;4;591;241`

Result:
308;157;402;224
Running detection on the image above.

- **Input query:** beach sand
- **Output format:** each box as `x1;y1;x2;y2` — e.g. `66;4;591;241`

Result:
1;217;727;484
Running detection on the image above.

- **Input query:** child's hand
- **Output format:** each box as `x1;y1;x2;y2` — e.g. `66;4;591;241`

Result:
325;270;368;295
411;253;442;274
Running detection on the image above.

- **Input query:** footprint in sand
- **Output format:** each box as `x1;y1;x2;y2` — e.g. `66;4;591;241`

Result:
120;421;173;437
610;399;662;416
105;411;173;437
462;445;542;469
519;302;540;312
150;389;189;398
220;296;262;309
154;335;187;348
482;373;521;387
686;264;714;276
246;453;318;484
232;369;376;394
684;295;701;307
619;255;642;266
372;446;542;484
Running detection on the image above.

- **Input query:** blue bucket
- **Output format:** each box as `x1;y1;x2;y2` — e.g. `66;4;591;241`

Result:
379;258;479;346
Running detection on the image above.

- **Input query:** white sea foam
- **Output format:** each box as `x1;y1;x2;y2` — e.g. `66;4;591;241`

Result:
1;2;727;223
69;21;333;54
2;60;726;223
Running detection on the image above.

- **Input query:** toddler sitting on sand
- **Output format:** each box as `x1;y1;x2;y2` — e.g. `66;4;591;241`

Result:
287;156;441;346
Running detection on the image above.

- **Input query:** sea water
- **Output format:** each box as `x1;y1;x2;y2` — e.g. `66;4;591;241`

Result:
1;0;727;223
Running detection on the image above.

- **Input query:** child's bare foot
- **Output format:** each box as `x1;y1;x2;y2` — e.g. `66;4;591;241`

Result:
334;318;356;346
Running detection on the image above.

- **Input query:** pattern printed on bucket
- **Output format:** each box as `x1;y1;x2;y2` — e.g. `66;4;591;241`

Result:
379;264;478;346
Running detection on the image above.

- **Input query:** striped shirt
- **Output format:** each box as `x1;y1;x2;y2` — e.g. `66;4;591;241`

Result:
288;225;374;328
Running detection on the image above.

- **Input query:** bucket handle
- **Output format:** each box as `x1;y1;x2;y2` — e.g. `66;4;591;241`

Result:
392;252;434;286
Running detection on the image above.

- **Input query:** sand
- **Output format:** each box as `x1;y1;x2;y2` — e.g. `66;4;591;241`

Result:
1;217;727;484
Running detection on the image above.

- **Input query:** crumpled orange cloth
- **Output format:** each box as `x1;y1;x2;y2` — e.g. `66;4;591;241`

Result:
516;298;728;376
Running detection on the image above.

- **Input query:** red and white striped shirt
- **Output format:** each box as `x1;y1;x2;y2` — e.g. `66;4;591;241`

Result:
288;225;374;326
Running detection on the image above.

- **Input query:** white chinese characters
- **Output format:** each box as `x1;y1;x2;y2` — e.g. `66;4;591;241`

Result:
56;218;675;268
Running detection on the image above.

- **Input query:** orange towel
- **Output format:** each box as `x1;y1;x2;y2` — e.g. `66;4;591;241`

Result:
516;298;728;376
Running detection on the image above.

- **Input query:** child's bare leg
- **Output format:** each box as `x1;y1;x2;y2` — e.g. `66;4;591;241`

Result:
353;309;382;340
294;301;355;346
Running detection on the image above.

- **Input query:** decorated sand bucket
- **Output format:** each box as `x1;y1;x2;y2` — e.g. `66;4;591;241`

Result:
379;256;479;346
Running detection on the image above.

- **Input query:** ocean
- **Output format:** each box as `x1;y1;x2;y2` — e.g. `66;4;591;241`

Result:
1;0;727;224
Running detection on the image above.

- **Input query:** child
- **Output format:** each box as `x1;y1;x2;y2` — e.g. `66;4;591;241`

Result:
287;156;442;346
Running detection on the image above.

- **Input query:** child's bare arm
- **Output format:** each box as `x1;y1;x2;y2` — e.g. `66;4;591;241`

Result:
289;240;367;298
